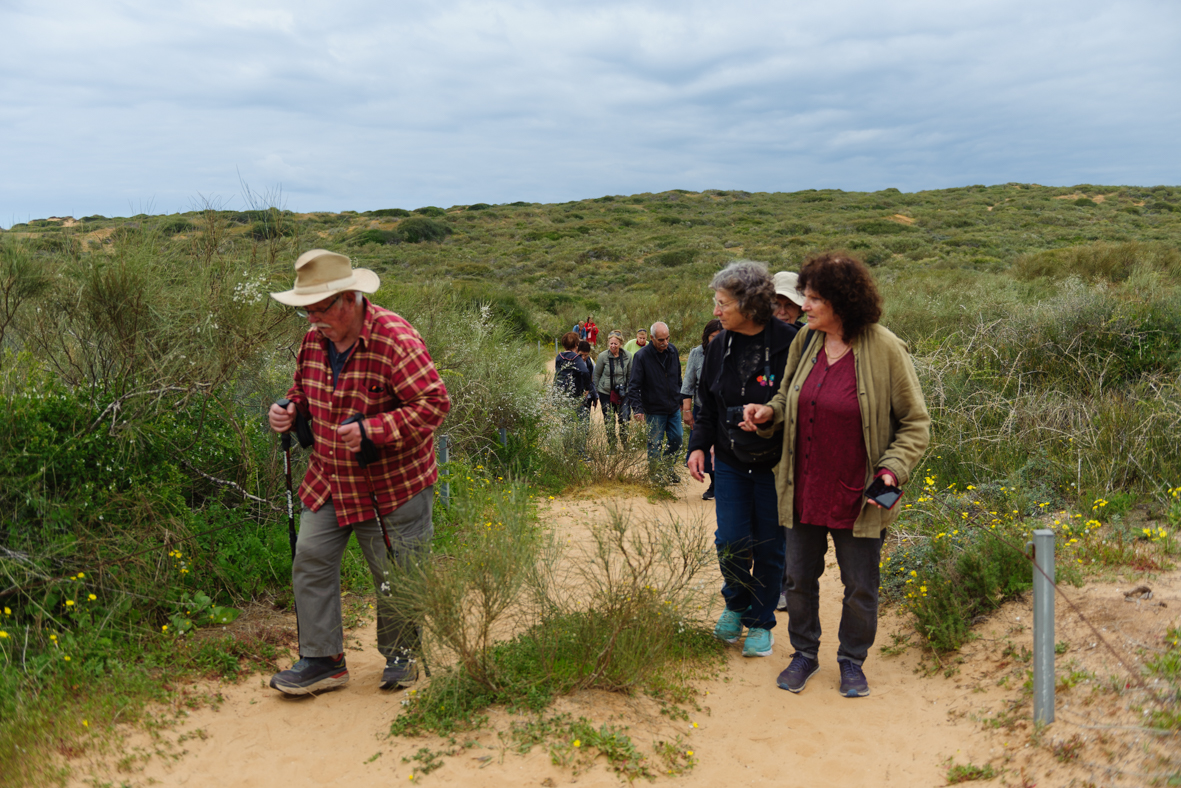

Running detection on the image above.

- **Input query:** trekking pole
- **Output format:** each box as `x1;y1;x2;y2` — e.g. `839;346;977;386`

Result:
275;398;301;657
341;413;431;678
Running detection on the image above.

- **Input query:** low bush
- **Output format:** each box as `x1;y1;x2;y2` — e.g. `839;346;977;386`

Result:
397;217;451;244
351;228;399;246
1014;241;1181;282
158;216;195;236
650;249;699;267
388;490;720;735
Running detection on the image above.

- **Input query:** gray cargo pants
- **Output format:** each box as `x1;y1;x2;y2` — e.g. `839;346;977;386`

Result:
292;487;433;659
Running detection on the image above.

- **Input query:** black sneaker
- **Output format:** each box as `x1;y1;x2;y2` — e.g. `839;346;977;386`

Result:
837;659;870;697
379;656;418;690
701;485;715;501
776;652;820;693
269;654;349;695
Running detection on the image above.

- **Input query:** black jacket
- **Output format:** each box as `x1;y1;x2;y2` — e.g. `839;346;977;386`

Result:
686;320;798;470
553;351;591;399
627;342;683;416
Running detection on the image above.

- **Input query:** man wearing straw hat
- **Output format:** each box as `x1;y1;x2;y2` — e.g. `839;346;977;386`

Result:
266;249;450;694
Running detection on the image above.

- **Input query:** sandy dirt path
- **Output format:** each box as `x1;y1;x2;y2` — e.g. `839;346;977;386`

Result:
70;471;1033;788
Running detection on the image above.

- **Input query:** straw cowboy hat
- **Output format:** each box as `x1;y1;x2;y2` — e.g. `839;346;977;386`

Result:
773;271;805;306
270;249;380;307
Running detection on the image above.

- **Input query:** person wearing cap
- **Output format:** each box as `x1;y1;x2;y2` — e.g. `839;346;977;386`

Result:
771;271;804;609
266;249;451;695
773;271;806;327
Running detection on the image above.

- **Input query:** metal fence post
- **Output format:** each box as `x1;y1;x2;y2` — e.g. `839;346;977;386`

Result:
1031;528;1056;724
437;434;450;508
499;427;508;448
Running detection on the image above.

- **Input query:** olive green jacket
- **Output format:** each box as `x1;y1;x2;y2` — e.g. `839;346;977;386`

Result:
758;323;931;537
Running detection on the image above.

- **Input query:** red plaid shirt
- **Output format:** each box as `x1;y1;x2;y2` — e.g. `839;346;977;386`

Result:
286;300;451;527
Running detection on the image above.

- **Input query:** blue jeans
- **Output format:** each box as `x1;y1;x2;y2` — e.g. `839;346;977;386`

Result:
645;411;683;461
714;458;785;630
782;523;883;664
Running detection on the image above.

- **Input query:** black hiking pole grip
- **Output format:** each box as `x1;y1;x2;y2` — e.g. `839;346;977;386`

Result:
276;398;301;656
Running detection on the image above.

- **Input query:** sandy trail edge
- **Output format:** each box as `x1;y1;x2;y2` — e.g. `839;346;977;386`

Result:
65;475;1179;787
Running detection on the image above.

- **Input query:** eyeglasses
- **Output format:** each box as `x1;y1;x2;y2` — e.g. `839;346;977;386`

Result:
296;293;342;318
713;297;737;310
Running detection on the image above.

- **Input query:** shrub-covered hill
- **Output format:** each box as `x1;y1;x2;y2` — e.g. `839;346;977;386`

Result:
5;183;1179;338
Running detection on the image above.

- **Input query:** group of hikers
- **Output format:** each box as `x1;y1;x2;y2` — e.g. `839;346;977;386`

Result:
264;247;930;704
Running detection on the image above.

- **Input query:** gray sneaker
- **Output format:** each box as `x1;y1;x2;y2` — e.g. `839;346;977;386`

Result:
837;659;870;697
270;654;349;695
379;656;418;690
777;652;820;693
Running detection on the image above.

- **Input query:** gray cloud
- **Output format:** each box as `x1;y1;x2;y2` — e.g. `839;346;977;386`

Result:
2;0;1178;224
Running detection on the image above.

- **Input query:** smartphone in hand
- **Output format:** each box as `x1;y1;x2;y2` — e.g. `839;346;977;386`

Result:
864;477;903;510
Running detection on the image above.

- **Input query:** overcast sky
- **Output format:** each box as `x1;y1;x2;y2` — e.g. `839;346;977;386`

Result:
2;0;1178;225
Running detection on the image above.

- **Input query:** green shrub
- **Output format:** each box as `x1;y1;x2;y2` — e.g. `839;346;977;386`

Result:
158;216;195;236
388;498;720;735
351;228;399;246
884;518;1032;652
248;219;294;240
1014;241;1181;282
414;206;446;217
397;217;451;243
575;246;622;262
370;208;410;217
650;249;699;267
854;219;912;235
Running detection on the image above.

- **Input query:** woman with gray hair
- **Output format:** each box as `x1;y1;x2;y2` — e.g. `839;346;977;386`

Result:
687;261;800;658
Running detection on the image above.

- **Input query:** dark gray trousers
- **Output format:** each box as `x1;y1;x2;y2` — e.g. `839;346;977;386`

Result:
782;522;882;665
292;488;432;659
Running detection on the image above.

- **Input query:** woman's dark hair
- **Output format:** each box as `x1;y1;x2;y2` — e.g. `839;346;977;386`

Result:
797;252;882;341
709;260;775;326
560;331;579;350
577;339;591;353
701;318;723;350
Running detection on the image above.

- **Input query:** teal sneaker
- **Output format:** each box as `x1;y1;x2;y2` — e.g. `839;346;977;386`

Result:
713;608;744;644
742;627;774;657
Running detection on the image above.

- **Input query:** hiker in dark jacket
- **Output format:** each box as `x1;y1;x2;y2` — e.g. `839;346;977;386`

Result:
627;321;683;480
553;331;591;403
687;261;797;660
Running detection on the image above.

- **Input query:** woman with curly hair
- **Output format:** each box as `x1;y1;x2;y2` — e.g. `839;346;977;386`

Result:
742;252;930;698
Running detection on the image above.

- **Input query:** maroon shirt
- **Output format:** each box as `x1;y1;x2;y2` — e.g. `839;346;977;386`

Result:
793;351;866;529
